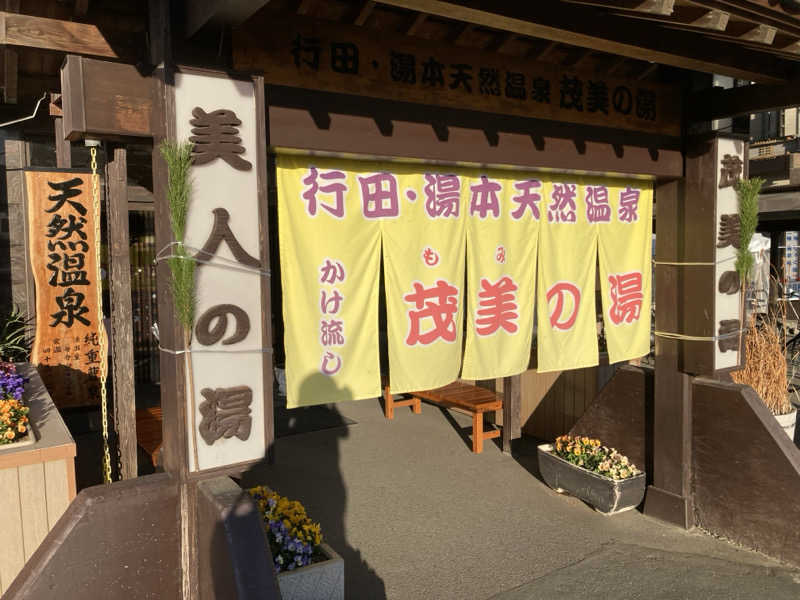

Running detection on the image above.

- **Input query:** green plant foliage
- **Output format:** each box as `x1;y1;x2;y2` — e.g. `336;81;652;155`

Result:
159;140;196;331
159;140;194;242
735;177;764;282
0;306;32;362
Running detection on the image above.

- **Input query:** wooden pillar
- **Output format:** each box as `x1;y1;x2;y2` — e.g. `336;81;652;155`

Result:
502;375;521;454
644;178;694;528
2;1;19;105
54;118;71;168
105;146;137;480
256;81;276;464
5;139;34;318
149;1;198;598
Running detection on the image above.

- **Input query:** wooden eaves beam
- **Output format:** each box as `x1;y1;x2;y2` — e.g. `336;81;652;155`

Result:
609;6;730;31
687;0;800;37
688;82;800;121
0;11;119;57
373;0;795;83
561;0;675;15
406;12;427;34
354;0;376;25
184;0;274;38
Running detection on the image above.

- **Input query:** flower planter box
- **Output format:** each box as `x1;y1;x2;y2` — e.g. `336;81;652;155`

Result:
0;426;36;451
276;542;344;600
538;443;646;515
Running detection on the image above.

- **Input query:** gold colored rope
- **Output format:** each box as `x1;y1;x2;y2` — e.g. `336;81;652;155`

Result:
91;146;112;484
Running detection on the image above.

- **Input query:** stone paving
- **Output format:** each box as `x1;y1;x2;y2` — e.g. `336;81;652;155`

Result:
242;397;800;600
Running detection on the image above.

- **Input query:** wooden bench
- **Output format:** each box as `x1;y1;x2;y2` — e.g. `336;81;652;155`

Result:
383;381;502;453
136;406;163;467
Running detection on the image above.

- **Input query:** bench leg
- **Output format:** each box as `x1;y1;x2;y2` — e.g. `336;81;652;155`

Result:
384;385;394;419
412;396;421;414
472;412;483;453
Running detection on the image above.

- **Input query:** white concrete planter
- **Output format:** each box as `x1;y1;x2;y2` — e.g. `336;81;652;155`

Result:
775;406;797;441
277;543;344;600
0;418;37;451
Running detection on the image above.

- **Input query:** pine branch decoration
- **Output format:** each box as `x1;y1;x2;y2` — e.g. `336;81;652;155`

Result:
159;140;196;332
734;177;764;283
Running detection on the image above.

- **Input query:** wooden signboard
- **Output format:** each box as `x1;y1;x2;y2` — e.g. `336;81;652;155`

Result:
233;14;682;137
681;135;747;375
25;169;105;408
173;69;273;475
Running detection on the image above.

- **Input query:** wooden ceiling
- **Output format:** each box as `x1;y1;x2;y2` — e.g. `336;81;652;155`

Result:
246;0;800;84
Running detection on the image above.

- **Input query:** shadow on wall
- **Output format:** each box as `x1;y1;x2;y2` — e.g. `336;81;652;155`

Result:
234;372;387;599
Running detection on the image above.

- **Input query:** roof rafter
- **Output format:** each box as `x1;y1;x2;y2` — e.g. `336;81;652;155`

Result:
372;0;796;83
561;0;675;15
687;0;800;37
354;0;376;25
609;5;730;31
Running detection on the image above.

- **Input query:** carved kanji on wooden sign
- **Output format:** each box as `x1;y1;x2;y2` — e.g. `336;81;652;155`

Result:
189;107;253;171
195;304;251;346
719;154;743;189
194;207;261;267
718;270;741;295
198;385;254;445
716;213;741;250
718;319;740;352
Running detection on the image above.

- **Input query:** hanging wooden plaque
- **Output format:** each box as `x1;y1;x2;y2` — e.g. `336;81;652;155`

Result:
25;169;106;408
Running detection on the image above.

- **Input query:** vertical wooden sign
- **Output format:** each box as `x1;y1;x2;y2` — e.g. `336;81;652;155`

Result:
714;137;746;371
681;135;747;375
173;69;273;474
25;169;104;408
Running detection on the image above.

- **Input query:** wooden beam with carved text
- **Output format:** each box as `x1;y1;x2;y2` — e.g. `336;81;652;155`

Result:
234;13;683;136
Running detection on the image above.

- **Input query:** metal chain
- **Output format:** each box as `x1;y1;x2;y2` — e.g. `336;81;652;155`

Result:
91;146;112;485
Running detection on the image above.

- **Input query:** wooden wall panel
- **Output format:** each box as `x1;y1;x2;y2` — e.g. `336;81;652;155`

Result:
0;467;24;595
518;365;612;441
692;379;800;567
44;460;70;530
0;458;76;594
568;365;652;474
18;462;48;562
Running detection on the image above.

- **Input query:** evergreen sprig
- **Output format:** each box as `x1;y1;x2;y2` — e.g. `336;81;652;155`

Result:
159;140;196;331
735;176;764;282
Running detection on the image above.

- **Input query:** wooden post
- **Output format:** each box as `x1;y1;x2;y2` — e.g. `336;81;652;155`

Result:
502;375;521;454
54;117;71;168
4;139;34;319
105;146;137;480
644;178;693;528
1;1;19;105
255;79;276;464
149;2;199;598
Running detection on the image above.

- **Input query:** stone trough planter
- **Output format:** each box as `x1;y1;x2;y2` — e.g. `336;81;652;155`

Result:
277;542;344;600
538;443;646;515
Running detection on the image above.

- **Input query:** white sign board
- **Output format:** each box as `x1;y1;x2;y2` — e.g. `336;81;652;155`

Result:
174;70;269;473
713;137;745;371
